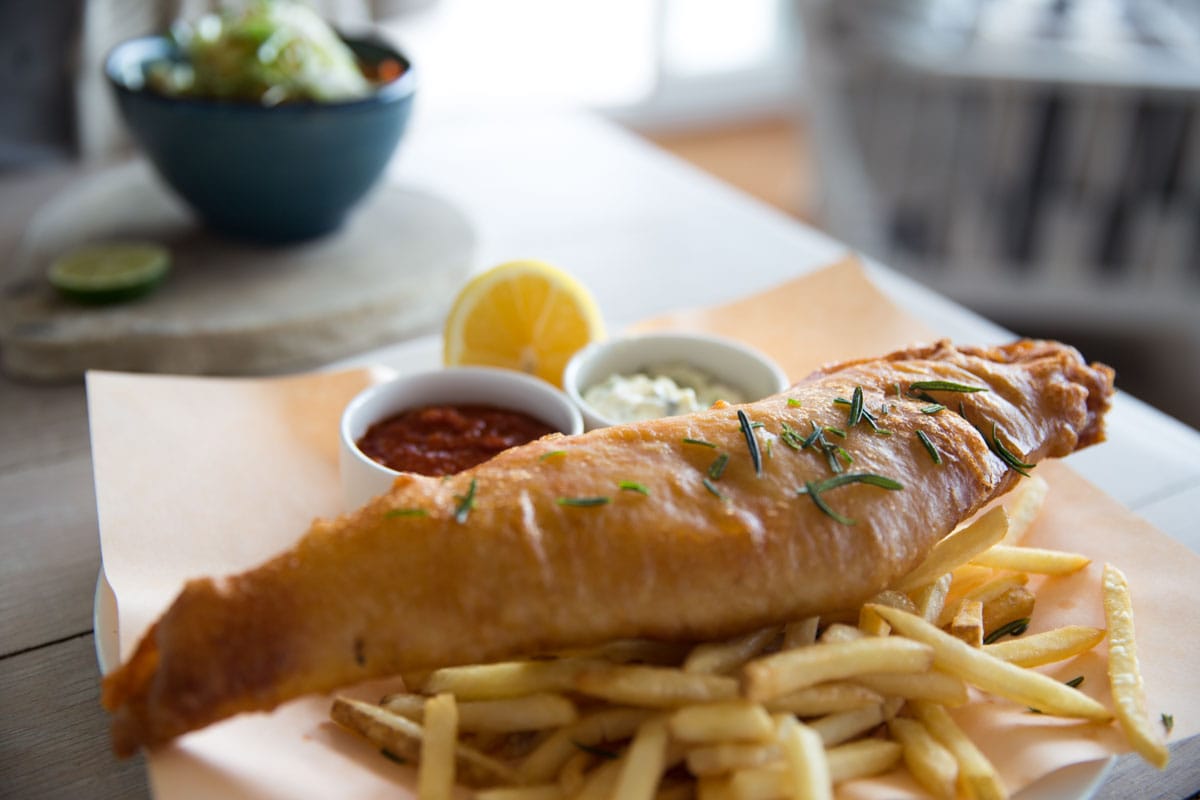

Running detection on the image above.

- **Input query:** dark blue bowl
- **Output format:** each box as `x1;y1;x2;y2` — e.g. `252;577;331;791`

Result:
106;35;416;242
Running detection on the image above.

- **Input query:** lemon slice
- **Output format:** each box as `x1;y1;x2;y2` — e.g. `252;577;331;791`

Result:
443;260;605;387
48;242;171;304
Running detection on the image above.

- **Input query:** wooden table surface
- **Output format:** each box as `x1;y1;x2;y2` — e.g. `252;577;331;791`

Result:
1;110;1197;799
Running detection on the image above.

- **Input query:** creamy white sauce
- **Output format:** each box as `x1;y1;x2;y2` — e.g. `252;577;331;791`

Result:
583;363;746;423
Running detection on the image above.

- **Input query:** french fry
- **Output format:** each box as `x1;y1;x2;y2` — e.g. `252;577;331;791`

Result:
859;590;919;637
684;627;780;675
937;574;1029;627
868;605;1112;720
422;658;597;700
685;742;783;776
781;616;820;649
808;704;886;747
764;682;883;716
520;707;653;783
475;787;565;800
655;779;697;800
418;693;458;800
910;701;1004;800
557;750;593;796
696;775;736;800
908;573;953;623
980;585;1037;639
574;758;622;800
330;697;519;787
825;739;903;783
742;637;933;702
971;544;1090;575
613;716;671;800
1000;473;1048;545
669;702;775;744
575;664;739;707
382;692;578;733
777;716;832;800
982;625;1106;667
1102;563;1170;769
817;623;864;644
893;507;1009;592
887;717;957;800
949;599;984;647
853;671;969;707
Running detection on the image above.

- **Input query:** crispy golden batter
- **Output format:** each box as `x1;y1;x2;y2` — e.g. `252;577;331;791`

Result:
102;339;1113;756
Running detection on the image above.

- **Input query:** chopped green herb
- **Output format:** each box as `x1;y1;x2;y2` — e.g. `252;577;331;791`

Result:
909;380;989;394
557;496;611;507
737;409;762;477
880;403;892;416
780;422;805;450
702;477;725;499
618;480;649;496
539;449;567;461
787;398;803;408
983;617;1031;644
990;422;1035;477
920;404;946;415
707;453;730;480
385;508;428;518
1162;713;1174;734
916;430;942;465
750;421;765;429
380;749;407;765
572;740;619;760
682;437;716;448
796;472;904;525
453;478;477;524
893;382;902;399
1065;675;1085;688
848;385;865;427
824;426;847;439
800;423;823;449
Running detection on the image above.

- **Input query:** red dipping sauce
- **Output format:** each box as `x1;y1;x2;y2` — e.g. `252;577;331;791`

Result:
355;404;556;476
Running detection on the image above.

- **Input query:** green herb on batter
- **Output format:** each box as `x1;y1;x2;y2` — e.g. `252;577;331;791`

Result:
453;478;477;523
557;496;611;507
385;508;428;518
796;472;904;525
618;481;650;496
682;437;716;448
702;477;726;499
737;409;763;477
916;430;942;465
707;453;730;480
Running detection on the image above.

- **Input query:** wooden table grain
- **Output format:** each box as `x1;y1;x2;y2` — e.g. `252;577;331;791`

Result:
2;110;1197;800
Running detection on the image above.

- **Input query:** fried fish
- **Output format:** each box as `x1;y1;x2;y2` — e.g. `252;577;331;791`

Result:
102;339;1114;756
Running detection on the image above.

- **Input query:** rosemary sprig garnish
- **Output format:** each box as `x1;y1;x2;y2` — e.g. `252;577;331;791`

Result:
800;423;824;449
380;749;407;765
920;404;946;415
780;422;805;450
750;421;765;430
989;422;1035;477
916;430;942;465
832;395;893;435
799;421;851;474
385;508;428;518
983;617;1030;644
539;449;567;461
737;409;762;477
682;437;716;448
796;472;904;525
557;496;611;507
453;478;477;524
1162;713;1174;734
893;382;902;398
702;477;725;499
707;453;730;480
1065;675;1085;688
787;398;803;407
824;426;847;439
572;740;619;760
848;386;865;427
618;480;649;495
909;380;989;394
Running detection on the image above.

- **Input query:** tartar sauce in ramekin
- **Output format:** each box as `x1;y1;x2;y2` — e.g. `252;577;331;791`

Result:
582;363;745;424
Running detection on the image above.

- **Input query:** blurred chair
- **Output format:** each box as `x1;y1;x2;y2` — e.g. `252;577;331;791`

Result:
798;1;1199;335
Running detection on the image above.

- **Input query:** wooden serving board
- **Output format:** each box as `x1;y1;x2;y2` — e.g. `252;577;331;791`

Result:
0;160;476;380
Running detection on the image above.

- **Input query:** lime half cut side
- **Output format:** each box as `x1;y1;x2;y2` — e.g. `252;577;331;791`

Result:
48;242;171;304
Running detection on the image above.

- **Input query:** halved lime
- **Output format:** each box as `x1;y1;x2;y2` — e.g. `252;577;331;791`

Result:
48;242;171;304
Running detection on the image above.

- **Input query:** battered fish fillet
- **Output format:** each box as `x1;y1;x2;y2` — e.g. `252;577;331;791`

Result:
102;339;1113;756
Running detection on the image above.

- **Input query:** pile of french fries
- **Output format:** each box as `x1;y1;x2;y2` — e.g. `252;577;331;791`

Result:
331;475;1169;799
